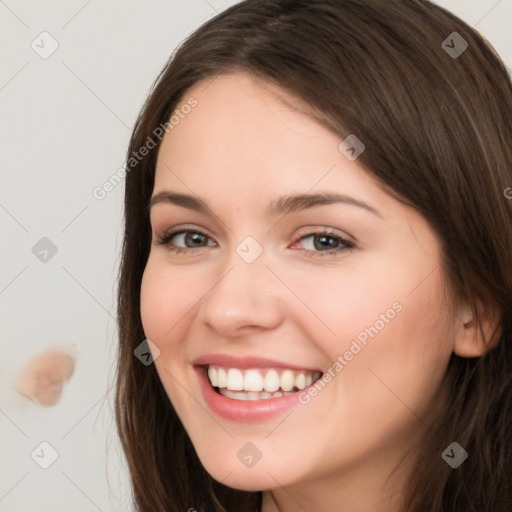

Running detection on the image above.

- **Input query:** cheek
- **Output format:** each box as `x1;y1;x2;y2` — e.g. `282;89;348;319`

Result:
333;268;451;423
139;261;195;412
140;264;162;342
308;247;446;354
140;258;214;348
296;251;452;405
286;257;416;359
140;260;187;344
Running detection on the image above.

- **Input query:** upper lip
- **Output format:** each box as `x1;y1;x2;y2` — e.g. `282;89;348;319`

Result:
192;353;323;373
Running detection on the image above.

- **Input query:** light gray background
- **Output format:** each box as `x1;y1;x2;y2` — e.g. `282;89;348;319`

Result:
1;1;511;511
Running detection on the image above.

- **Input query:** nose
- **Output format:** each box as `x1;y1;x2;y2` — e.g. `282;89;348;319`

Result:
199;245;284;337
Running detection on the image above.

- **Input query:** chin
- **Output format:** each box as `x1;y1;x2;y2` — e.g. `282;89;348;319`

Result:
207;466;277;492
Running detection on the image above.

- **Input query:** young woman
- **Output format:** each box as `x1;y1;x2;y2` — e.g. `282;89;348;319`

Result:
115;1;512;510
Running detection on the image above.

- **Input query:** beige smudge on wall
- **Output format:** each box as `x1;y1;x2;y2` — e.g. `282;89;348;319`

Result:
14;348;76;406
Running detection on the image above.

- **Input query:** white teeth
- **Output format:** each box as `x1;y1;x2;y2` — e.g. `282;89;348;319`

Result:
226;368;244;391
221;389;246;400
207;367;218;387
280;370;295;392
217;387;309;400
207;365;322;396
219;389;288;400
217;367;227;388
263;369;280;392
244;370;264;392
295;373;306;390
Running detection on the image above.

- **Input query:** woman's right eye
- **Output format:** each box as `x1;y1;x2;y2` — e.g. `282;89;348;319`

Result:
155;229;215;254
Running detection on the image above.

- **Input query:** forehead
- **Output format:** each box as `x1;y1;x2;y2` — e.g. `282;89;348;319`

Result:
158;73;339;166
152;72;405;225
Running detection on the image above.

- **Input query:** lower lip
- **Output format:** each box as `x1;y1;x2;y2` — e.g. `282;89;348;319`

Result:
196;366;305;422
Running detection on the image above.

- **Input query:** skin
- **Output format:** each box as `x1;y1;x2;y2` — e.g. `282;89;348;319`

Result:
140;72;485;512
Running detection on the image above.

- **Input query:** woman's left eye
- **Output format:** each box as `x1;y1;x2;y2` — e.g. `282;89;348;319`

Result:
155;229;355;257
295;232;355;257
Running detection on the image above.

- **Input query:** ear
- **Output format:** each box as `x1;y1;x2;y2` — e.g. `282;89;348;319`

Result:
453;298;503;358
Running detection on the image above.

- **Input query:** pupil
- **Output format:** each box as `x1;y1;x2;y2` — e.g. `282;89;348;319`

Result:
314;235;337;250
187;233;205;246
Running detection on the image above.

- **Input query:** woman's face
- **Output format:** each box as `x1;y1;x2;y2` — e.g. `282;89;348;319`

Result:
140;72;457;496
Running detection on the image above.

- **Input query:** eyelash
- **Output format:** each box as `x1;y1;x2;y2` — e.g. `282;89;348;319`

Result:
154;227;355;258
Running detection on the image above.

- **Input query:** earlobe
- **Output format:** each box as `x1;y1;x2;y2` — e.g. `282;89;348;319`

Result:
453;299;503;358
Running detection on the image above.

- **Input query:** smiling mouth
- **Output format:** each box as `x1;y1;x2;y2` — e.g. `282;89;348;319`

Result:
205;365;323;401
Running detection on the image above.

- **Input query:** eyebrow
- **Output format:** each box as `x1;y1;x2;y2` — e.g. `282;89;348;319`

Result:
148;190;384;218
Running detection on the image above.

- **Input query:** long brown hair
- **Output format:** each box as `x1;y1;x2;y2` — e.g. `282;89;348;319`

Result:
115;1;512;510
